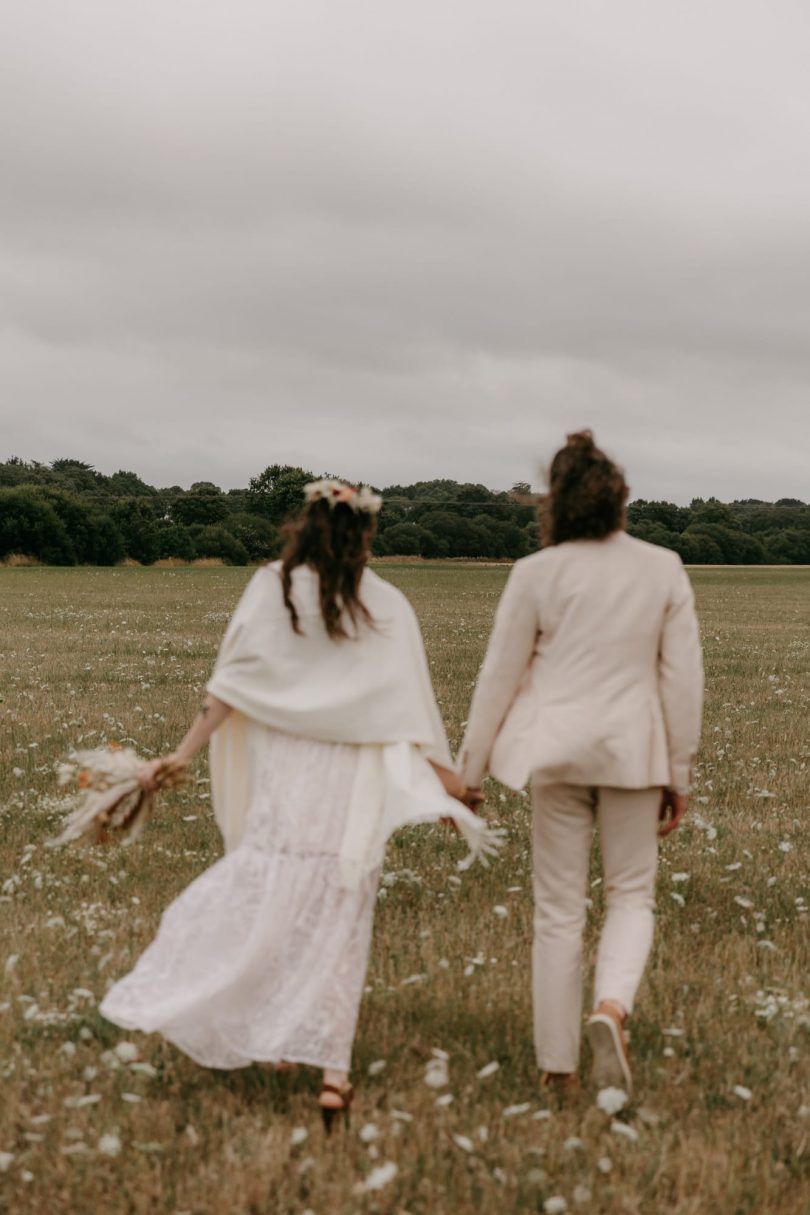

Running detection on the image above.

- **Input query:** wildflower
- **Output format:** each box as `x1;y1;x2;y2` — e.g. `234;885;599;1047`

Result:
493;905;508;918
733;1085;752;1101
129;1062;157;1077
452;1133;474;1153
424;1056;449;1089
367;1059;386;1077
477;1060;500;1079
363;1161;398;1191
98;1133;122;1157
544;1197;568;1214
290;1127;308;1146
611;1120;639;1142
596;1087;628;1114
114;1042;139;1064
359;1124;379;1143
503;1102;531;1118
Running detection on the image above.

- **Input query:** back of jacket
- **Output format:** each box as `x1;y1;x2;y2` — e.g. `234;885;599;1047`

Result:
458;531;704;791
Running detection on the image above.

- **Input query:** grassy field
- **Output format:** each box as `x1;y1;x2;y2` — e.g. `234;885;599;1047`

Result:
0;564;808;1215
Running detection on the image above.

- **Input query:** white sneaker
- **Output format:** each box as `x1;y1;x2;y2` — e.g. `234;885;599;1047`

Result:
587;1007;633;1095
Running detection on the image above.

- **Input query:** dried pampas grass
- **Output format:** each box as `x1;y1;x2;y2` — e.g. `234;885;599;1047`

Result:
49;747;188;847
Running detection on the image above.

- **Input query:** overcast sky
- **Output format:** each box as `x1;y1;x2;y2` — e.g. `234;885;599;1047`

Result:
2;1;809;503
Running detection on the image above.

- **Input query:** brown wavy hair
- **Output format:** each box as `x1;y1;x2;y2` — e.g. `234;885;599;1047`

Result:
540;430;628;546
278;497;376;640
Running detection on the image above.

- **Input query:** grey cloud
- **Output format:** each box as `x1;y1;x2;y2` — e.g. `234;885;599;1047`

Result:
2;1;809;502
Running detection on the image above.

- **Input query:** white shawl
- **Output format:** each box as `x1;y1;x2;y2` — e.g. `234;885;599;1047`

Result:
206;564;501;887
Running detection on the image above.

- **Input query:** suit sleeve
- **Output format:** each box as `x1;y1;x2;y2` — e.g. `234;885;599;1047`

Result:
658;560;704;791
457;562;539;787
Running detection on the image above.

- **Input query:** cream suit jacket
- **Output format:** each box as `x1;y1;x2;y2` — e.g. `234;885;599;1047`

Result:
458;531;704;792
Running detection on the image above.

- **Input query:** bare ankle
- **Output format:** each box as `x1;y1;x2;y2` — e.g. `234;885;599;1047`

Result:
595;998;627;1023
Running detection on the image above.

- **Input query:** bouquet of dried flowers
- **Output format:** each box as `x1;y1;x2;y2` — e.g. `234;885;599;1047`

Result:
49;744;188;847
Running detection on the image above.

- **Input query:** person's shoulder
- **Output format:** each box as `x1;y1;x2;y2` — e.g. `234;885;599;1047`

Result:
510;548;563;578
620;532;684;571
362;567;411;608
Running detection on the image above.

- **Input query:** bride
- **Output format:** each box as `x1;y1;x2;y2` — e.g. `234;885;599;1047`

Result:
100;479;497;1129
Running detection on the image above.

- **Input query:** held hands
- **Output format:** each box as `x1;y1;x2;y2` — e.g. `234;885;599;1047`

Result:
658;789;687;838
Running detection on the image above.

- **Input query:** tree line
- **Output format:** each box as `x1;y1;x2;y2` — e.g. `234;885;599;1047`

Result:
0;458;808;566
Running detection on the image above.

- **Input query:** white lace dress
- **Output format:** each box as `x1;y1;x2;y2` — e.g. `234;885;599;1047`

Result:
100;725;378;1072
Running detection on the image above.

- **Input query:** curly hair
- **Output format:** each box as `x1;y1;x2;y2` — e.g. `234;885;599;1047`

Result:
278;497;376;640
540;430;628;546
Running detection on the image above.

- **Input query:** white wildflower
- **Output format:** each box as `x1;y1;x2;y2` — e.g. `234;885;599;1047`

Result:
290;1127;308;1146
596;1087;628;1114
611;1120;639;1142
363;1161;398;1191
128;1062;157;1077
477;1060;500;1079
0;1153;14;1173
114;1042;140;1064
671;873;690;883
671;893;685;907
359;1123;379;1143
493;905;508;918
435;1093;454;1107
544;1197;568;1214
5;955;19;975
367;1059;386;1077
452;1133;474;1153
502;1102;531;1118
733;1085;752;1101
734;897;754;909
563;1136;584;1150
424;1057;449;1089
60;1042;77;1058
64;1094;101;1109
97;1133;122;1157
597;1156;613;1173
573;1185;592;1205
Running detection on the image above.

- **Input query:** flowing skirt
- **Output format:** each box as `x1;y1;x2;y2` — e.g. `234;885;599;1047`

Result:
100;726;378;1071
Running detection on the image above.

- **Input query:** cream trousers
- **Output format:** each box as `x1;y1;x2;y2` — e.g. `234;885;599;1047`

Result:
531;782;661;1073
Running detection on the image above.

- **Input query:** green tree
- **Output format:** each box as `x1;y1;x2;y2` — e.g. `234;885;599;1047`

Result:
172;489;229;526
112;499;161;564
0;488;76;564
379;522;426;556
246;464;313;523
222;513;280;561
191;525;249;565
155;523;196;561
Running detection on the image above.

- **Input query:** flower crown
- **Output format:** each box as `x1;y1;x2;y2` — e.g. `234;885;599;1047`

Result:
304;479;383;516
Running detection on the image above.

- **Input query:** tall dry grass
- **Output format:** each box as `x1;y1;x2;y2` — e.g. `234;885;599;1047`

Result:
0;564;807;1214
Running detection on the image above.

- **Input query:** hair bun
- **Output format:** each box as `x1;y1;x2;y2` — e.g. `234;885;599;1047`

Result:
566;429;595;451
